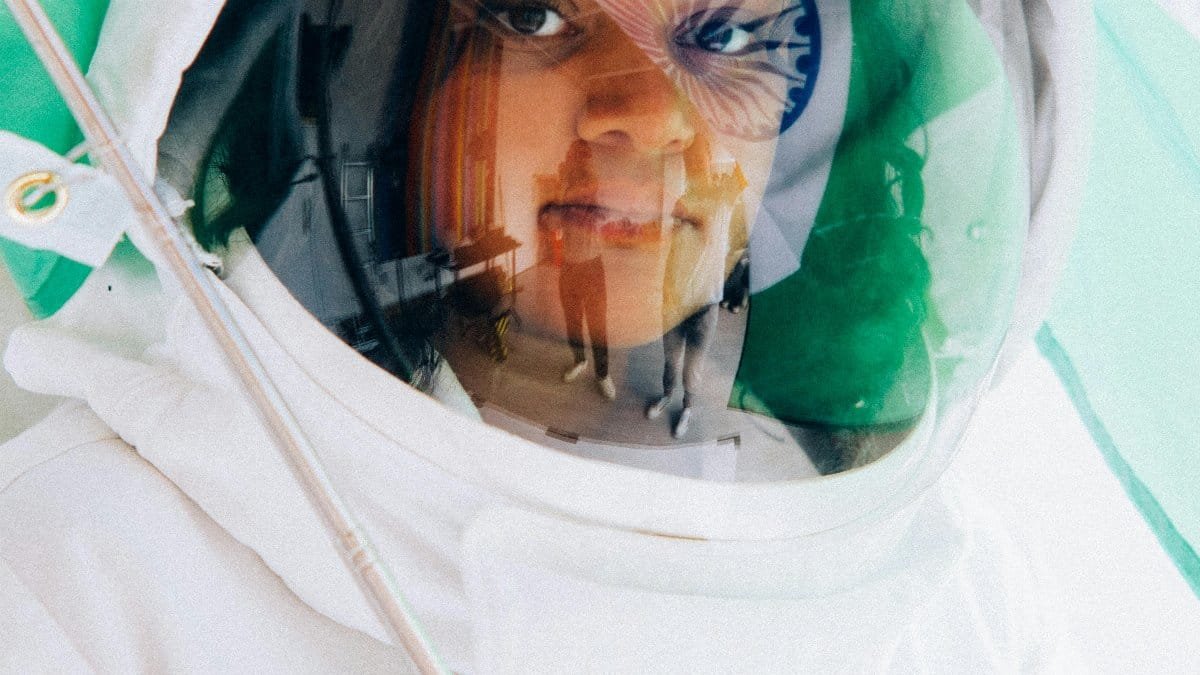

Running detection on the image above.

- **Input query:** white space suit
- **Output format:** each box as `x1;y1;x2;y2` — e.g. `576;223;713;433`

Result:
2;0;1198;672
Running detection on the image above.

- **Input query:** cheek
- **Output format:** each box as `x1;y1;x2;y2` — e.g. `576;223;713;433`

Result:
493;65;583;268
495;66;581;172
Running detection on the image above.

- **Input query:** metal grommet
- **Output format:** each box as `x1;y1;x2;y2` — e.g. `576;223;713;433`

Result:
5;171;69;225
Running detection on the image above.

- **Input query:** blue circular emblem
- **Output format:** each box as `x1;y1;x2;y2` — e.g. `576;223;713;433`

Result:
780;0;822;136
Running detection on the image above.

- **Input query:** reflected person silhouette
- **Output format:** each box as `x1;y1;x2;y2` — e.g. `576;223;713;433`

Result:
545;140;616;399
648;139;749;437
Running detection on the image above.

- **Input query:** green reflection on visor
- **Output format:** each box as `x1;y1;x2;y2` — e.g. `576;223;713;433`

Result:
732;0;1024;428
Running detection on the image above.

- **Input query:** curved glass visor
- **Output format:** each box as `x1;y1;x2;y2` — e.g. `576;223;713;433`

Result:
163;0;1026;480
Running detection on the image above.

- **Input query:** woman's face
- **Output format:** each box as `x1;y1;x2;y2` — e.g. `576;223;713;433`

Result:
433;0;793;345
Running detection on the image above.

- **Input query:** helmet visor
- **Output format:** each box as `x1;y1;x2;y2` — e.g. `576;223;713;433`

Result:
165;0;1026;480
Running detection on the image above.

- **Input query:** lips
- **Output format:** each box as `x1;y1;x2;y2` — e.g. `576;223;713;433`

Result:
540;202;626;225
539;202;666;247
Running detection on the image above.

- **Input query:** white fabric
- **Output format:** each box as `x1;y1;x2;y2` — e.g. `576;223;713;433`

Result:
0;132;131;267
0;401;407;673
0;312;1096;672
0;554;90;673
0;258;57;443
461;494;1062;673
955;344;1200;671
10;333;1200;670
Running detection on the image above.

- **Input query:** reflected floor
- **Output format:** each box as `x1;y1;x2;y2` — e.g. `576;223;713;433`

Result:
438;282;821;481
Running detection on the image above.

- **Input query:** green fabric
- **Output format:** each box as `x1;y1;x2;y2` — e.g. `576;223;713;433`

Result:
0;0;110;317
732;0;1024;428
1045;0;1200;595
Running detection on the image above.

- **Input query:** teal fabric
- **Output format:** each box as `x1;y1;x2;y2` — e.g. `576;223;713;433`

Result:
1039;327;1200;597
0;1;109;317
1045;0;1200;595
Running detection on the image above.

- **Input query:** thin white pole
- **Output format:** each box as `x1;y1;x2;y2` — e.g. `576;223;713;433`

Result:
3;2;446;672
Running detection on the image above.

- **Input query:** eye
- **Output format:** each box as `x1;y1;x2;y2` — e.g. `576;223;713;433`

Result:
490;5;570;37
692;20;753;55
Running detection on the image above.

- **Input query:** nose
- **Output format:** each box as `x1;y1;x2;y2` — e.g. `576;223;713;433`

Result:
575;22;696;155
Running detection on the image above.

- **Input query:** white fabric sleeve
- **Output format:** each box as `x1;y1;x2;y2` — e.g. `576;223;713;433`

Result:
0;555;91;673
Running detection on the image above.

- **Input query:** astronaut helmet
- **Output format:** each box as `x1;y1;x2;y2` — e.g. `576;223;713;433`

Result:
159;0;1028;514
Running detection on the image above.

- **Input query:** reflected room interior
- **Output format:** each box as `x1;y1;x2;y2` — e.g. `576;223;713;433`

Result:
236;0;917;481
